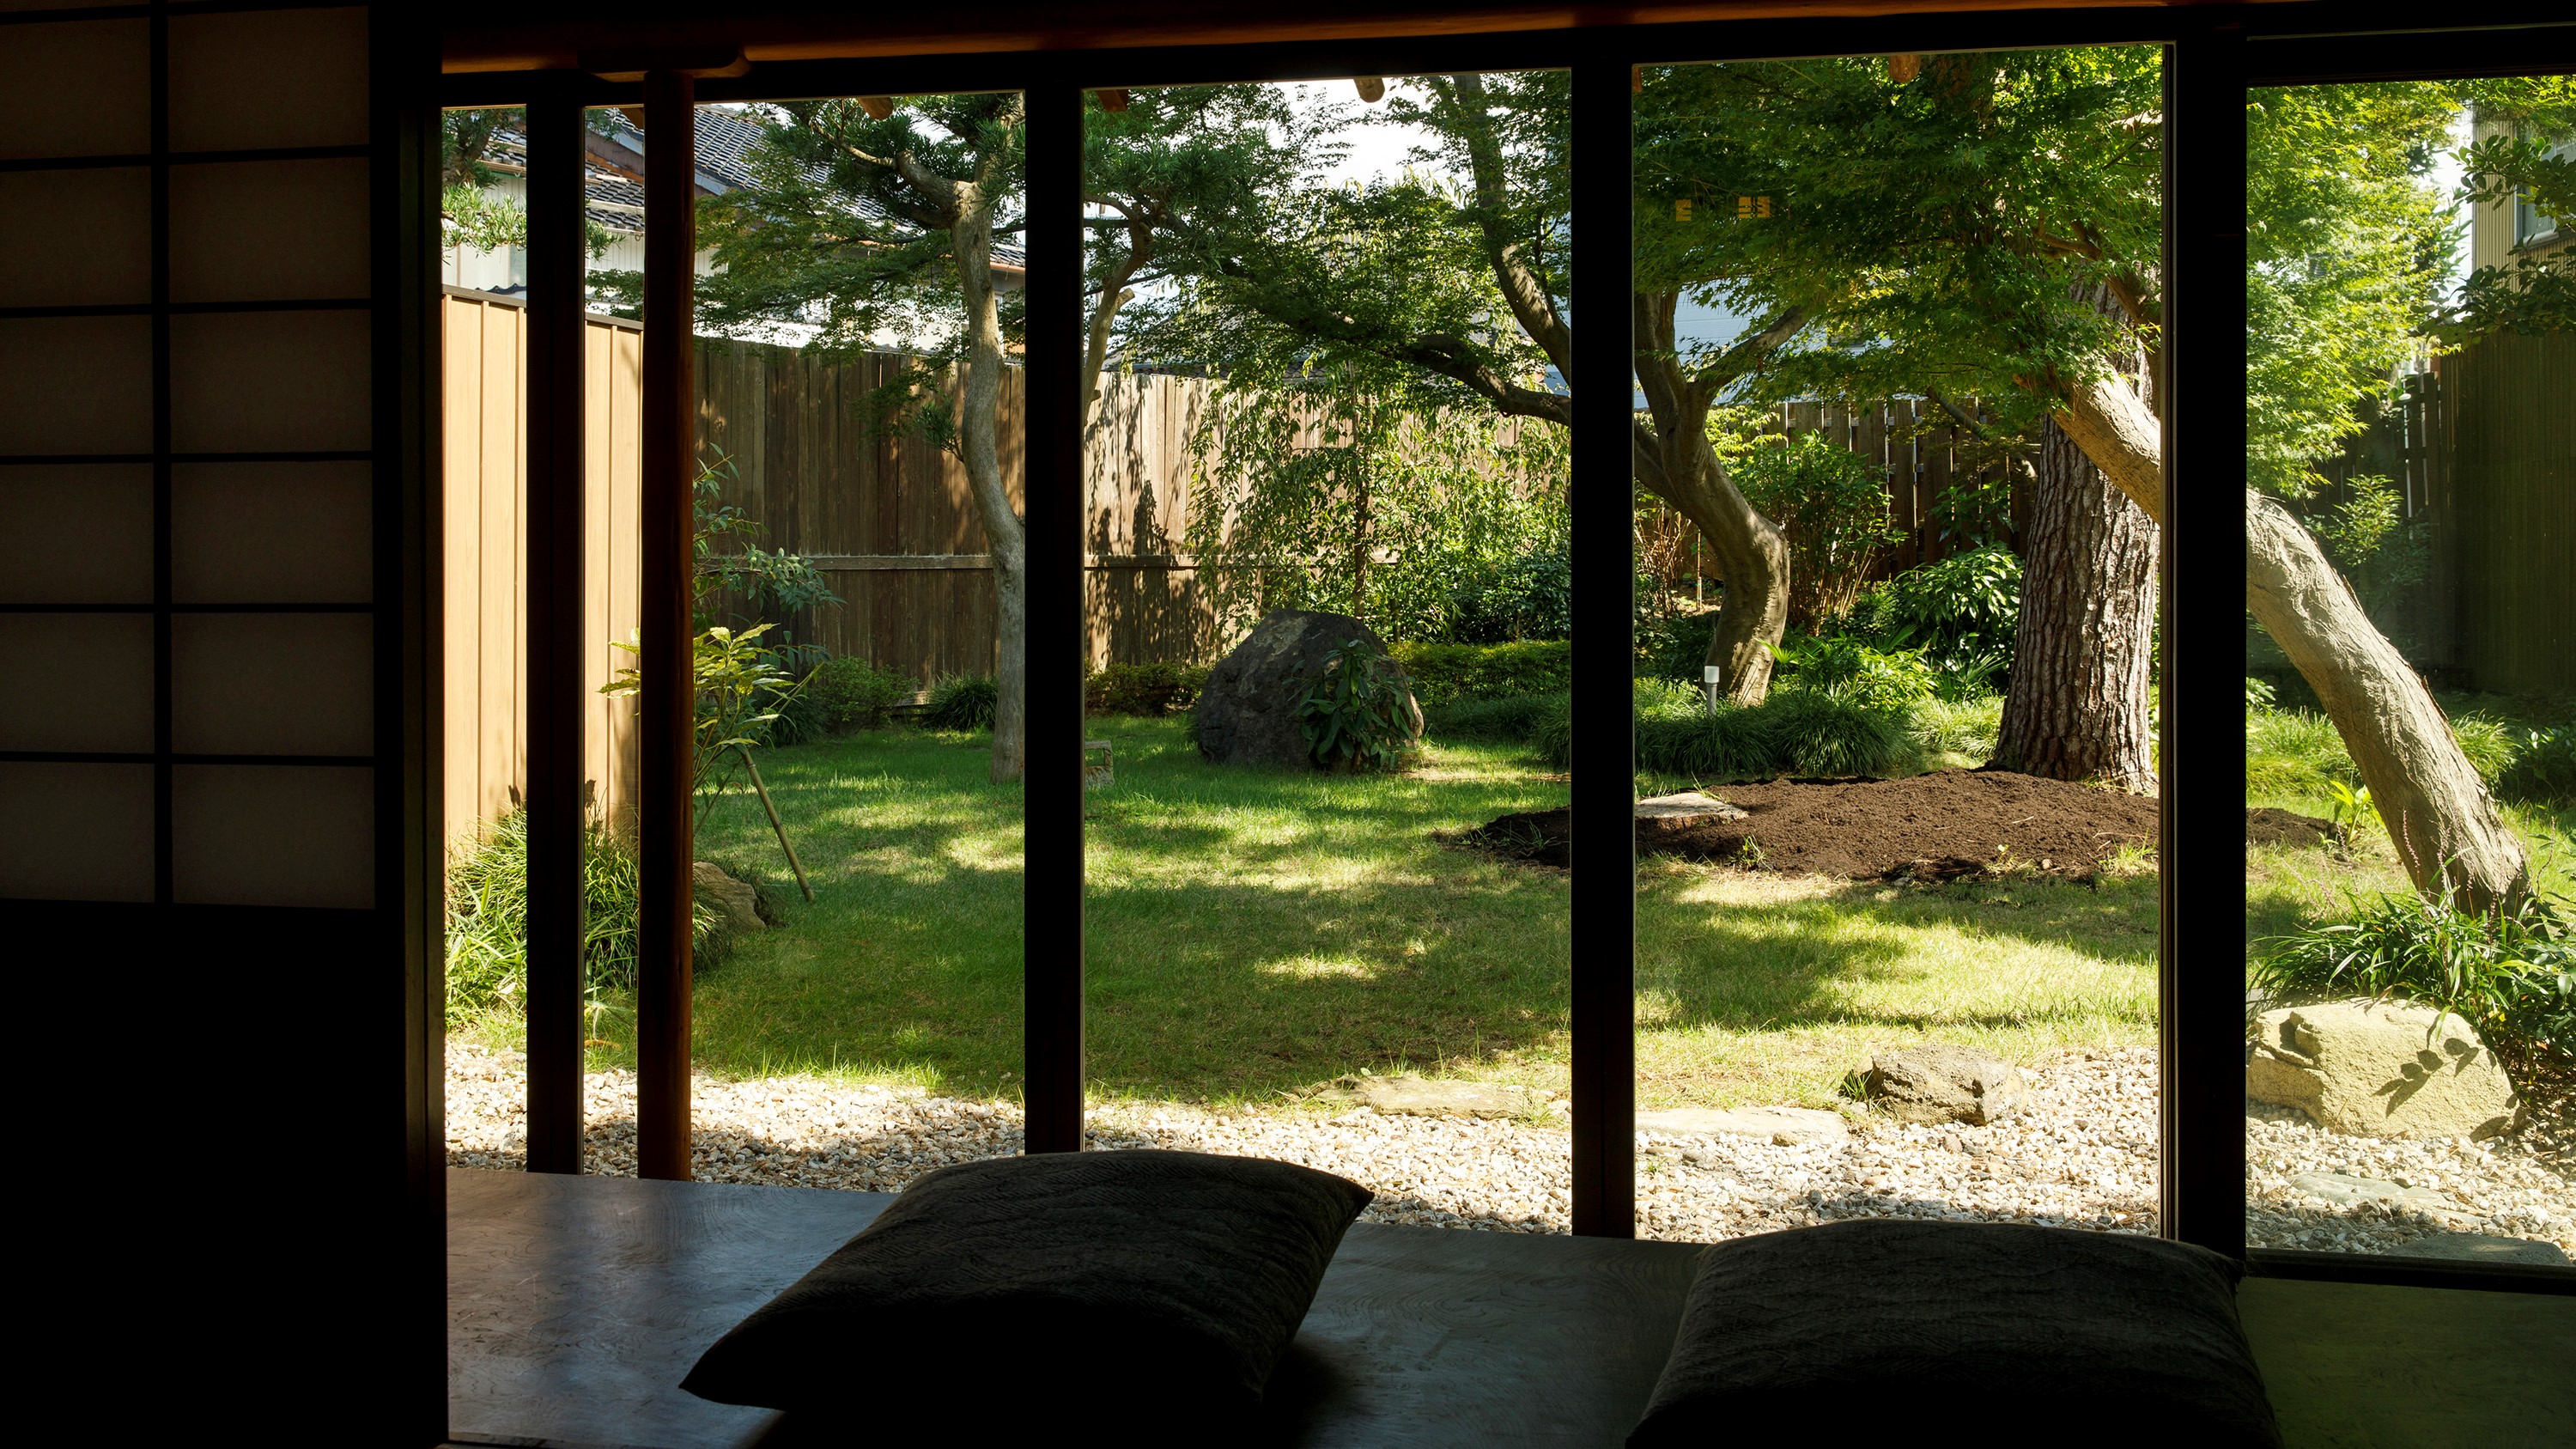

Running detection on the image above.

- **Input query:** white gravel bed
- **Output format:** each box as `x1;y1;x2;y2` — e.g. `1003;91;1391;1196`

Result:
446;1042;2570;1255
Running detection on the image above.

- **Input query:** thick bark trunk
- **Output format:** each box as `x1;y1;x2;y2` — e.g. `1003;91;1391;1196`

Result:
2245;490;2529;910
955;190;1026;782
1631;290;1794;703
1990;416;2159;790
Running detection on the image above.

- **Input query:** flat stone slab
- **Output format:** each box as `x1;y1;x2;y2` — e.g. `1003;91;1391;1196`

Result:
1316;1075;1549;1120
2287;1171;2458;1215
2391;1233;2571;1267
1635;790;1749;821
1634;1105;1850;1146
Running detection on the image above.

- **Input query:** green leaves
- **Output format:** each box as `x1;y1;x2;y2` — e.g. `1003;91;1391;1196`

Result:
1297;637;1425;773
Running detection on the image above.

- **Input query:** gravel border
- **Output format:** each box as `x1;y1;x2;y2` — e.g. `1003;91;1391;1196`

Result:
446;1043;2571;1255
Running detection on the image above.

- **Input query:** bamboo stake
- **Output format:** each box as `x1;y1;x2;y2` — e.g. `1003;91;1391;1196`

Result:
736;746;815;902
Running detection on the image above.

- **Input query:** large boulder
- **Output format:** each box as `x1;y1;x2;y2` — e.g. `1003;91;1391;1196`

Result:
2246;998;2518;1140
1194;609;1417;770
692;861;765;938
1865;1044;2030;1125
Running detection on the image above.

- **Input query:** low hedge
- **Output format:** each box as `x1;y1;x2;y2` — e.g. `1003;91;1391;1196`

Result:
1393;640;1574;705
1085;661;1210;716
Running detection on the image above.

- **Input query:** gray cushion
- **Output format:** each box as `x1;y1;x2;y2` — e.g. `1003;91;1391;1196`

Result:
683;1149;1371;1428
1629;1220;2280;1447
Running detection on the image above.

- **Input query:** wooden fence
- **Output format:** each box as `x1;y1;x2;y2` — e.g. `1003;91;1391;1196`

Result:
439;294;2018;838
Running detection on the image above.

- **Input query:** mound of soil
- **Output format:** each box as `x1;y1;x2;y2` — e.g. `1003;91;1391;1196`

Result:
1459;775;2361;880
2245;807;2344;850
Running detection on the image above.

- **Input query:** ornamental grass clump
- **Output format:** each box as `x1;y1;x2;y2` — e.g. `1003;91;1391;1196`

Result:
443;808;713;1027
923;673;1000;732
2251;889;2574;1117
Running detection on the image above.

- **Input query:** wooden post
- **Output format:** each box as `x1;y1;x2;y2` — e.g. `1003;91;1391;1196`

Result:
1023;82;1088;1154
523;93;588;1175
638;70;697;1182
1569;56;1636;1239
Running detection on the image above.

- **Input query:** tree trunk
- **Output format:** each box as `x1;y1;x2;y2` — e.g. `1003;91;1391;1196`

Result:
2045;365;2528;907
954;188;1026;782
2245;490;2529;910
1990;416;2159;790
1631;289;1793;703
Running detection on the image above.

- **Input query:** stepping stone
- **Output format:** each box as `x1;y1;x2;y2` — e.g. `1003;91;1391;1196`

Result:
1315;1075;1548;1120
1635;1105;1849;1146
1635;790;1748;821
2391;1233;2570;1266
2287;1171;2457;1213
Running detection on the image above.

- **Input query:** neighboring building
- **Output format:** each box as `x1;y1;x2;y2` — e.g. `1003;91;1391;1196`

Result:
2467;118;2572;277
440;105;1025;310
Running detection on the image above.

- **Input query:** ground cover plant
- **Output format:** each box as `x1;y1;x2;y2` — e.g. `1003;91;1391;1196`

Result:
444;808;711;1030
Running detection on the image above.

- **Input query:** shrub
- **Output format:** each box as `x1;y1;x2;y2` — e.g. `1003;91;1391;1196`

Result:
2251;891;2573;1111
1771;633;1938;713
1298;637;1423;772
1424;691;1564;744
1634;676;1706;721
1392;639;1573;704
1085;661;1210;717
923;673;999;732
804;655;911;730
762;684;830;747
1729;431;1900;625
1445;545;1574;642
2245;708;2354;800
2501;723;2576;805
444;810;710;1027
1852;545;2021;679
1631;707;1770;780
2448;714;2518;788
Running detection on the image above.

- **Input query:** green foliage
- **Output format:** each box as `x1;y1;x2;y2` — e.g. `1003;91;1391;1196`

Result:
694;454;839;646
2246;676;2279;712
2246;708;2361;799
1909;694;2004;769
1769;633;1937;714
1532;694;1576;770
1391;639;1574;705
2500;725;2576;806
1085;661;1210;717
804;655;911;730
602;621;800;830
1182;376;1571;644
1298;638;1424;773
1446;545;1573;643
2448;715;2519;788
1628;691;1919;782
443;810;709;1027
1422;691;1564;745
1848;546;2022;683
1728;431;1900;624
923;674;999;733
2251;892;2574;1096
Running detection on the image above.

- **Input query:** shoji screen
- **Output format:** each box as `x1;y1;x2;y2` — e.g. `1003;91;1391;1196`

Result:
1;5;378;909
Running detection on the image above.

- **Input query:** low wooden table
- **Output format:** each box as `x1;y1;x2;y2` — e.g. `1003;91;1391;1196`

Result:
447;1167;1703;1448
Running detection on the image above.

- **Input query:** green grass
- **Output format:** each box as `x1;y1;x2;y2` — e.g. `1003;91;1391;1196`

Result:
545;714;2176;1116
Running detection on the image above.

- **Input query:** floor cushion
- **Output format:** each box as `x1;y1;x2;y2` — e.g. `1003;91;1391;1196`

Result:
683;1149;1371;1432
1629;1220;2280;1447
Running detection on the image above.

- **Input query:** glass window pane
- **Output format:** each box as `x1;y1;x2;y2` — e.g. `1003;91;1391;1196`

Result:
1633;48;2165;1241
2245;79;2573;1267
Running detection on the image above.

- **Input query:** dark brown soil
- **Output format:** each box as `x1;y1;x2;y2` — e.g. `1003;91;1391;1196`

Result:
1461;774;2363;880
1462;770;2160;880
2245;807;2345;850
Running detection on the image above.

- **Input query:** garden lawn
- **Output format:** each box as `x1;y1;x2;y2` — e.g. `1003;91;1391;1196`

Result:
649;715;2172;1114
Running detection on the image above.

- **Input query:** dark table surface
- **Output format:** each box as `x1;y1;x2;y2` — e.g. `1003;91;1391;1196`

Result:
447;1166;1704;1449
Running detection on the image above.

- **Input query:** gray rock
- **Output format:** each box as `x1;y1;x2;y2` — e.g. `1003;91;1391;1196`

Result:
1636;1105;1849;1146
1194;610;1419;770
691;861;765;937
1636;790;1749;821
2392;1233;2571;1266
2247;998;2518;1140
2287;1170;2453;1212
1315;1074;1546;1120
1866;1045;2030;1125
